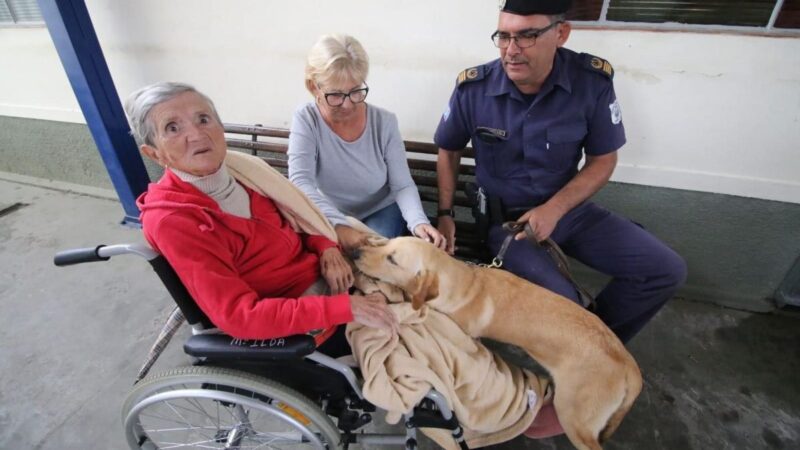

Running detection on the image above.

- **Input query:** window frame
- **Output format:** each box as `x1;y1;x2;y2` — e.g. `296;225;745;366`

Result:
570;0;800;37
1;1;796;34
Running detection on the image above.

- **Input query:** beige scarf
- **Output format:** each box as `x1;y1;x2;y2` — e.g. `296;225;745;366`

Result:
225;150;337;241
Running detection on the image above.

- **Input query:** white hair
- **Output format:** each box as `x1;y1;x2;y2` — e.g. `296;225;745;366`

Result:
124;81;221;146
304;34;369;94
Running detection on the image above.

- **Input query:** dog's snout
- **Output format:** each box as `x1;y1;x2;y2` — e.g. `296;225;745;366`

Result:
349;248;362;260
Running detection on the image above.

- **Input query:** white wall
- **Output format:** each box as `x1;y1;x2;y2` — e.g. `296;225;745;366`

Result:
0;26;81;122
1;0;798;203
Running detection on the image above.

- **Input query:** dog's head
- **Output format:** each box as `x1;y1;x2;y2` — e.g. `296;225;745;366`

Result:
351;236;439;310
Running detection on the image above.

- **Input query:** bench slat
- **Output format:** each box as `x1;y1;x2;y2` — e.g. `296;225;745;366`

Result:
225;125;290;139
453;221;478;233
224;123;488;262
419;191;471;207
227;153;477;208
227;148;475;199
227;139;289;154
248;157;288;170
224;123;475;159
412;174;467;191
408;159;475;176
228;139;477;178
404;141;475;159
454;247;488;261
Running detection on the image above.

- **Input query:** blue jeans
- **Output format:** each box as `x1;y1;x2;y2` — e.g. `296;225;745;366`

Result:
362;203;407;238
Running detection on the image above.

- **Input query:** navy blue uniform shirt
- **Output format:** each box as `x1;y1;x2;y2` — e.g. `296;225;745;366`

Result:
434;47;626;208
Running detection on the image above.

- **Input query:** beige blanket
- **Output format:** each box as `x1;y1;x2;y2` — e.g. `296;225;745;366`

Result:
349;279;548;449
226;150;545;448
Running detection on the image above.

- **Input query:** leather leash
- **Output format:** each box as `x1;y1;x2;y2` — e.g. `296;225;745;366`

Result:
486;221;595;310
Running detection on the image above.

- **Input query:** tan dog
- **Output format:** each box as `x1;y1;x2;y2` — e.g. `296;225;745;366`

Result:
352;236;642;450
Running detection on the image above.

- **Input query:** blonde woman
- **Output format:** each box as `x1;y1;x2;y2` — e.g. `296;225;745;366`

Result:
288;34;446;251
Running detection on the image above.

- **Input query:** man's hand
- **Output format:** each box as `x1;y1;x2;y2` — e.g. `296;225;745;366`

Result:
436;216;456;255
320;248;354;294
515;202;565;242
350;292;398;333
335;225;368;252
414;223;447;251
517;151;616;242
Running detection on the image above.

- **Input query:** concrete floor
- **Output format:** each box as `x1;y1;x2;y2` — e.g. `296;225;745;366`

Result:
1;177;799;449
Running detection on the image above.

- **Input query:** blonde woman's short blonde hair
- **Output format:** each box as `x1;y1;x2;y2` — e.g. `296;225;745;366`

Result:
304;34;369;94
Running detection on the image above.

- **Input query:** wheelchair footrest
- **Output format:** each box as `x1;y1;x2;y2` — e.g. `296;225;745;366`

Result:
406;408;460;431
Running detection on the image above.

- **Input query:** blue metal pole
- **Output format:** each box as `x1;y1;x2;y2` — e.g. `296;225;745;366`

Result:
37;0;150;226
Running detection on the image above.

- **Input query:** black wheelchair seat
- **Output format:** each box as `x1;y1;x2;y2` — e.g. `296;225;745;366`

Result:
184;333;316;360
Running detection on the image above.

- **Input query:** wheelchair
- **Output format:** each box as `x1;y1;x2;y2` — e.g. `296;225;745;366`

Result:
55;243;471;450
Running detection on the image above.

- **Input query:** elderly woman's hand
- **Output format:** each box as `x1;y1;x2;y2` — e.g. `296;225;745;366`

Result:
320;248;354;294
413;224;447;251
350;292;398;333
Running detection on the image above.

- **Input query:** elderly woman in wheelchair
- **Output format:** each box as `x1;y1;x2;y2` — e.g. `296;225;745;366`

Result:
55;82;476;450
128;81;398;350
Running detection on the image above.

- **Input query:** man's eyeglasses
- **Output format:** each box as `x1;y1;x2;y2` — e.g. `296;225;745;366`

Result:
319;84;369;107
491;21;563;49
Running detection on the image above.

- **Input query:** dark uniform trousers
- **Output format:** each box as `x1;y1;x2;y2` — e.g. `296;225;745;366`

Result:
487;201;687;343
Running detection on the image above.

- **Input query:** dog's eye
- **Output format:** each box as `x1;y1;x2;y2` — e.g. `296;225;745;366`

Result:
387;254;398;266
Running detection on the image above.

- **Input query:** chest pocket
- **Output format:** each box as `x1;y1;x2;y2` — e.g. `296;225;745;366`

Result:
545;124;587;172
474;127;522;178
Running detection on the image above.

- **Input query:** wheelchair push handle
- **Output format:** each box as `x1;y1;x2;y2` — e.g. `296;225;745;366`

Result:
54;245;110;266
54;243;159;266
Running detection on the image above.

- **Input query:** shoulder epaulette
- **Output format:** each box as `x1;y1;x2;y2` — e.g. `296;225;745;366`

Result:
581;53;614;79
456;65;485;86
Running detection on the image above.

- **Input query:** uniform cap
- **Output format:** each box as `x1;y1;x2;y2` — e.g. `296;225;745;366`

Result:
499;0;572;15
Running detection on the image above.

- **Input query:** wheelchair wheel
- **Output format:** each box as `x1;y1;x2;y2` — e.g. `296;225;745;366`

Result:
122;366;341;449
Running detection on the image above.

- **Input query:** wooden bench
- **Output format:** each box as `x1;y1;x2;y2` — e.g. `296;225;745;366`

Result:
223;123;489;262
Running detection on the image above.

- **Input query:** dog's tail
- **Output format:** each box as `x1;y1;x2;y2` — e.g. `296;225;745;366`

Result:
599;363;643;443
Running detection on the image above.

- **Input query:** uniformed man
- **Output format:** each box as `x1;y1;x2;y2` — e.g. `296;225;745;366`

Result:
435;0;687;343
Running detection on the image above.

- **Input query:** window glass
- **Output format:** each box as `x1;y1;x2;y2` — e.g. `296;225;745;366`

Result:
567;0;604;21
1;0;43;24
775;0;800;28
0;1;14;23
607;0;776;27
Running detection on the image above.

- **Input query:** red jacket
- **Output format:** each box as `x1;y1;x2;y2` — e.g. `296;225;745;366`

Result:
136;170;353;341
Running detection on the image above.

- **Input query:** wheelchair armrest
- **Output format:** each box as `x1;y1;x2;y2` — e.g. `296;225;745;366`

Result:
184;334;316;360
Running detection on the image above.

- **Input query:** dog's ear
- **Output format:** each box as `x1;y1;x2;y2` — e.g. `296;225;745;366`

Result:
365;234;389;247
410;270;439;310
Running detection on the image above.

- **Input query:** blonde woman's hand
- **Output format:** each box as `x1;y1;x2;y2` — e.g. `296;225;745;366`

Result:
414;223;447;251
320;248;354;294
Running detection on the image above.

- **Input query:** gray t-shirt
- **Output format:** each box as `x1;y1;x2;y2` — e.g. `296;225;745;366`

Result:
288;102;429;232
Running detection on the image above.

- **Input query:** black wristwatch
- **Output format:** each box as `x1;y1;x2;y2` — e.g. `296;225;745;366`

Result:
437;208;455;218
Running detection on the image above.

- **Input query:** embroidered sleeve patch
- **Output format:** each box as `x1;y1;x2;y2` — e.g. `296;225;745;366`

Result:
609;99;622;125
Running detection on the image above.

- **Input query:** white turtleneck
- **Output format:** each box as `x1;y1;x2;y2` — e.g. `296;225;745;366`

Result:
172;165;252;219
